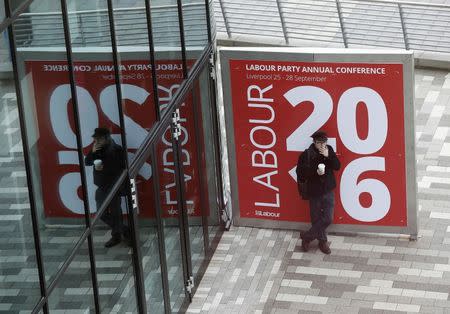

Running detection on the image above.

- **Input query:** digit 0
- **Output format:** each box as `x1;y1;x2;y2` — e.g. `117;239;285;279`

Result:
337;87;387;154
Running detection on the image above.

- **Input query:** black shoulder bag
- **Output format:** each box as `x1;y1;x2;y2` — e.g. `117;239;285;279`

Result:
297;149;310;200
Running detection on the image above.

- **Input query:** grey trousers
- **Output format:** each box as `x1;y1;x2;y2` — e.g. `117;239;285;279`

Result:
95;187;126;238
302;190;335;242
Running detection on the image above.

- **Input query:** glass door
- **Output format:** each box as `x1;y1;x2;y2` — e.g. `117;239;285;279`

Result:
174;91;208;284
131;64;223;311
177;63;226;284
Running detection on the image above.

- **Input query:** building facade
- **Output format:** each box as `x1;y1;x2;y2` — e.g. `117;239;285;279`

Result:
0;0;223;313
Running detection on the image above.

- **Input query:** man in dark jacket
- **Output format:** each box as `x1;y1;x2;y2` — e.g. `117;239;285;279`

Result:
85;128;130;248
296;130;340;254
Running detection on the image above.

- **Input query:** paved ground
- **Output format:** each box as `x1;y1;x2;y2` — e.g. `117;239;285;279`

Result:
186;68;450;313
1;64;450;313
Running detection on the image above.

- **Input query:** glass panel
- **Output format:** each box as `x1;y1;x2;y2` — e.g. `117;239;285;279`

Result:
0;4;5;22
157;124;188;312
152;0;185;96
92;188;138;312
196;65;222;246
175;66;222;276
135;149;165;314
181;0;209;73
66;0;129;247
0;45;40;314
111;0;158;157
178;88;207;277
0;30;11;76
47;240;95;312
11;1;87;285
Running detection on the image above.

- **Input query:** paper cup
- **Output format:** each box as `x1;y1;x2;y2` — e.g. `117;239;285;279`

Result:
318;163;325;172
94;159;102;170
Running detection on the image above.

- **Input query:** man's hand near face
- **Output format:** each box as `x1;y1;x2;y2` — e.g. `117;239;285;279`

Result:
315;141;329;158
318;145;329;158
93;138;105;152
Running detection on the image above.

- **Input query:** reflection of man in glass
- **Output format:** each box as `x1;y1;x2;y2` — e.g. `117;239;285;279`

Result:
85;128;130;248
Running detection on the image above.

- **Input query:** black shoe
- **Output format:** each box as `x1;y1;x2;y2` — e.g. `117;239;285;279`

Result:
319;241;331;254
300;231;310;252
301;239;310;252
104;236;121;248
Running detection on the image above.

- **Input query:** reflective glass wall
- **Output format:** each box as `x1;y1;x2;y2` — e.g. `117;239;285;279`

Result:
0;29;41;314
0;0;223;312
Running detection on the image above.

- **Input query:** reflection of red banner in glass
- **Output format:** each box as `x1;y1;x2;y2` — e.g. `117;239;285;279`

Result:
26;60;202;218
157;92;203;218
229;60;406;226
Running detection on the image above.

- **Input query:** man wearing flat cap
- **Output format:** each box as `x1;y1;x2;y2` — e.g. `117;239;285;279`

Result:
296;130;340;254
85;127;130;248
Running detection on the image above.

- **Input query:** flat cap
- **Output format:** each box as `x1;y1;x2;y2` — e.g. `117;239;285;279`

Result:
91;127;111;138
311;130;328;141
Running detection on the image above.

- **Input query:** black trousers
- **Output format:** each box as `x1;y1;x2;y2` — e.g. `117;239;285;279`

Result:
95;187;128;238
303;190;334;242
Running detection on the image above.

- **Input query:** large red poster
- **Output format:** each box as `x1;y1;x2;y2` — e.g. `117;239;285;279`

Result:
229;60;406;226
26;60;202;218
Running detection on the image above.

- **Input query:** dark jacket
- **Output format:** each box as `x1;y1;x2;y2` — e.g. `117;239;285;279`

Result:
85;140;125;188
296;144;340;198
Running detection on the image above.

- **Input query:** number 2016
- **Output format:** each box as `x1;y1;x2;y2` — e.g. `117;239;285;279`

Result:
285;86;391;222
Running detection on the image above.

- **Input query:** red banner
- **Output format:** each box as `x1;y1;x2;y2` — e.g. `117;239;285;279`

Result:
229;60;406;226
26;60;202;218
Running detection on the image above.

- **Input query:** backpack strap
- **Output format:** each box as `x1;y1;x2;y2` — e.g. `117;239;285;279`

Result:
304;146;311;174
306;147;310;166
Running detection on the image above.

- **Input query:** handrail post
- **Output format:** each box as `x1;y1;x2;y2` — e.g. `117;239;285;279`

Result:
335;0;348;48
275;0;289;45
398;3;410;50
77;13;86;46
218;0;231;39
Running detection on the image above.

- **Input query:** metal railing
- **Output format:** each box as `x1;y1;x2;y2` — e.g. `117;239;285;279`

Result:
215;0;450;54
11;0;450;54
12;1;213;49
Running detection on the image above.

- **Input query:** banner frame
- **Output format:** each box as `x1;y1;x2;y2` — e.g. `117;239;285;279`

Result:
219;47;417;238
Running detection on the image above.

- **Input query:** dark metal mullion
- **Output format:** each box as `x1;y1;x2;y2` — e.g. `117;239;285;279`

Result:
190;78;210;252
178;119;193;290
171;127;192;301
105;1;147;312
59;1;100;312
205;52;226;223
173;0;198;280
0;0;33;33
204;0;213;43
104;0;130;185
4;1;49;313
149;143;172;314
143;0;161;122
176;0;188;78
129;44;212;178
